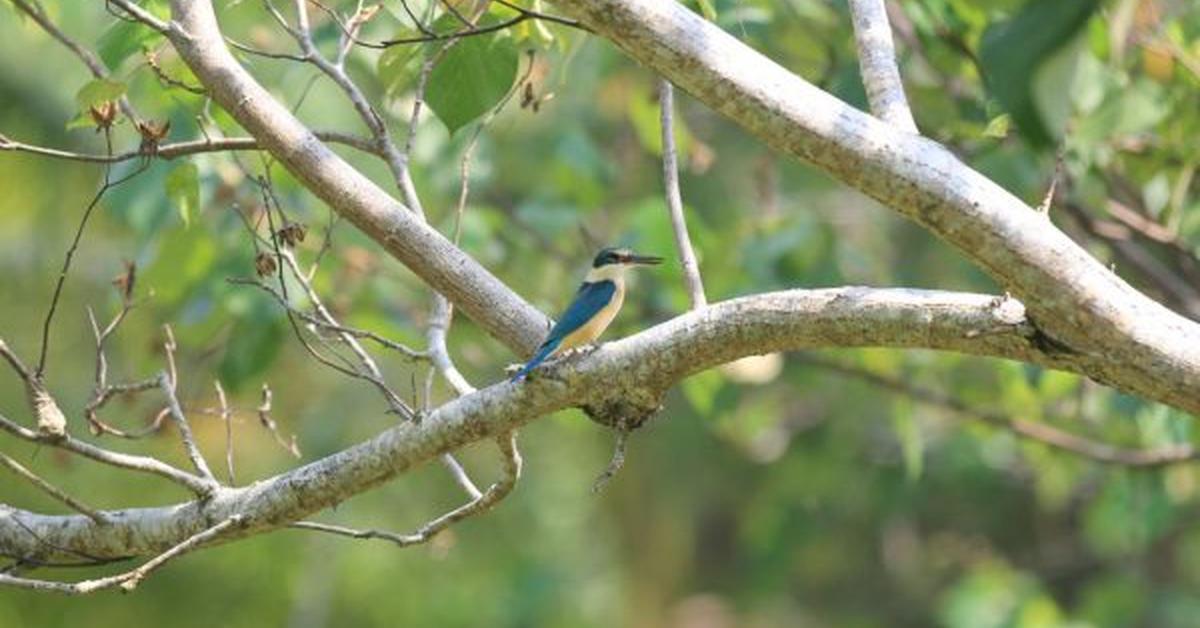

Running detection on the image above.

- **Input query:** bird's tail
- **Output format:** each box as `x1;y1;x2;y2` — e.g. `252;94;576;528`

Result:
511;341;558;382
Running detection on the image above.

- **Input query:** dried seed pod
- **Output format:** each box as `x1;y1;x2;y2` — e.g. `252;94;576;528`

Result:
276;221;308;248
112;260;137;302
254;251;278;277
88;101;119;131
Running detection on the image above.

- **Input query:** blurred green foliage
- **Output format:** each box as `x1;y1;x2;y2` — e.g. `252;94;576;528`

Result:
0;0;1198;626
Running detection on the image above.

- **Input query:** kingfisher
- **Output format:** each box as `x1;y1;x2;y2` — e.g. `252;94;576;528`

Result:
512;247;663;381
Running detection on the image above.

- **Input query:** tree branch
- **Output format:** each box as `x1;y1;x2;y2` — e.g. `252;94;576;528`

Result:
847;0;918;132
0;287;1114;563
166;0;550;356
0;452;109;524
0;132;380;164
0;515;240;594
658;79;706;309
550;0;1200;415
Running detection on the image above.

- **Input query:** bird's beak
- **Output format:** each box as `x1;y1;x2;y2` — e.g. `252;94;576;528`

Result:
626;253;664;266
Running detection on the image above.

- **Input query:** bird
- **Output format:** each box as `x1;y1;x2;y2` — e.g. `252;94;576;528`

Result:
512;246;662;381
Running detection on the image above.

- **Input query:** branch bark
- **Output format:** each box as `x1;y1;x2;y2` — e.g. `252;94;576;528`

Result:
848;0;918;132
165;0;549;356
0;288;1092;562
549;0;1200;414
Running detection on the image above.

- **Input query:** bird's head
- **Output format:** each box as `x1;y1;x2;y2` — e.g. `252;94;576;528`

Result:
592;247;663;268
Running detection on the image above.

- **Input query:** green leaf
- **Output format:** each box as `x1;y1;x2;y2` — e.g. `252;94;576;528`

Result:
627;86;691;158
218;304;286;392
425;32;519;134
695;0;717;21
97;19;159;69
164;162;200;226
983;113;1011;138
979;0;1101;147
891;399;924;482
74;79;127;109
377;39;421;98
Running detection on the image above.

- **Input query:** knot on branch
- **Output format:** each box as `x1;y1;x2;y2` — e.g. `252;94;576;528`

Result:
581;386;664;430
26;379;66;438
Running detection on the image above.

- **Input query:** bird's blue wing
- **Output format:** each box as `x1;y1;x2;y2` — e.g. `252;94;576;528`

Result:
512;280;616;381
545;280;617;345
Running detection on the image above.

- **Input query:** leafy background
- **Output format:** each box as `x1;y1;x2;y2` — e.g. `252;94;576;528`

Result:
0;0;1198;626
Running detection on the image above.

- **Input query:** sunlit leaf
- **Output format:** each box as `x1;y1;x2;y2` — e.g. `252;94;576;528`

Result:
74;78;126;109
97;18;159;69
425;32;518;134
218;303;286;392
979;0;1101;146
164;161;200;226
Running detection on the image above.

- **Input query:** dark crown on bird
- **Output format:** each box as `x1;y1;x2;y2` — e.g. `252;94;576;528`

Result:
592;247;664;268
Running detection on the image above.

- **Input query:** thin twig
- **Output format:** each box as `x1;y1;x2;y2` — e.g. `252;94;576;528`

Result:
105;0;171;33
0;131;378;164
306;0;586;50
0;411;214;495
0;452;108;524
158;357;218;484
11;0;143;123
35;130;147;377
657;79;707;309
228;278;426;360
591;425;630;493
214;381;235;485
256;383;300;458
290;432;522;546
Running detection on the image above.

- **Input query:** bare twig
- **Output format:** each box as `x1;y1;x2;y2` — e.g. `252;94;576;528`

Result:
0;453;108;524
1;338;66;437
144;49;206;94
106;0;171;33
157;365;218;485
36;131;149;378
228;278;427;360
0;515;241;594
1036;149;1064;214
277;248;413;416
847;0;918;132
304;0;586;50
290;432;522;546
0;339;32;382
0;131;378;164
657;79;707;309
591;425;630;493
257;384;300;457
10;0;143;123
0;411;214;495
214;381;235;485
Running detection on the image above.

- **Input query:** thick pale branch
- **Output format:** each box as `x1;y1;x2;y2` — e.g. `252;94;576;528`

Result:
167;0;549;355
0;288;1096;562
550;0;1200;414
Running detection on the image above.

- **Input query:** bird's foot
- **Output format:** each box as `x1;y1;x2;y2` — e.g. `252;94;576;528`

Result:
559;344;599;360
